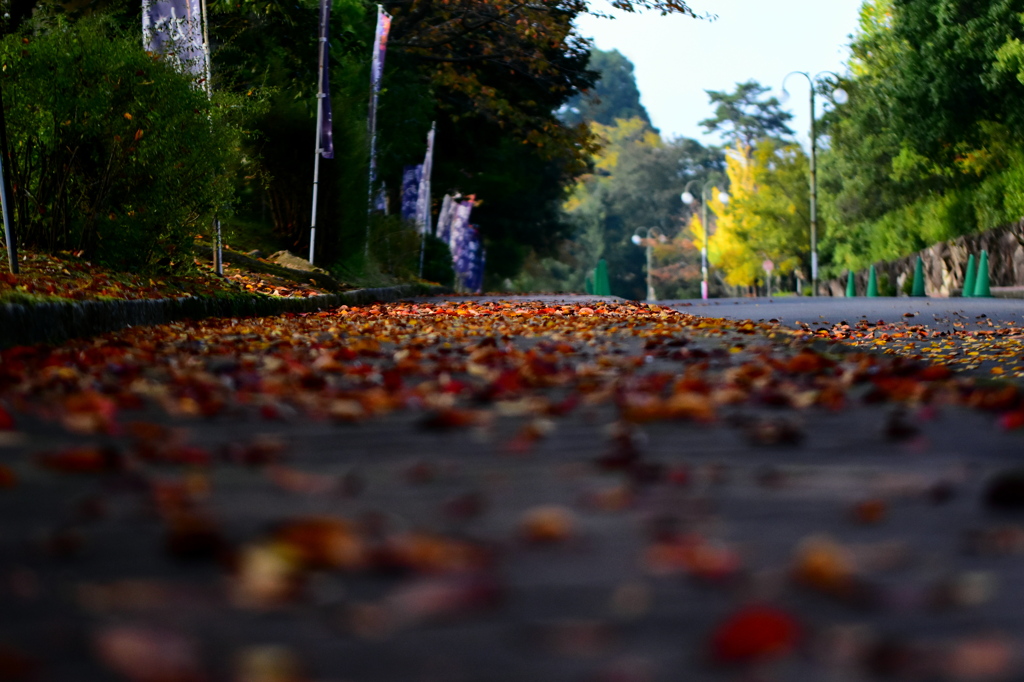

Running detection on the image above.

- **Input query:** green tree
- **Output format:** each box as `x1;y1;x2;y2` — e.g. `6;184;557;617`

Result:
700;80;794;151
707;141;809;289
0;16;242;271
560;49;653;128
524;117;724;299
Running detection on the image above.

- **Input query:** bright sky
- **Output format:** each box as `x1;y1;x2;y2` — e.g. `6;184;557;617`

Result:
574;0;866;150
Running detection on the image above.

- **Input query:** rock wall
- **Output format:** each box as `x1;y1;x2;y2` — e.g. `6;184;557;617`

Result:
821;220;1024;297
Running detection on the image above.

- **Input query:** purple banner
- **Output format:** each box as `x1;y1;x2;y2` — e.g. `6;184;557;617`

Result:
452;223;484;293
318;0;333;158
142;0;207;77
401;165;422;222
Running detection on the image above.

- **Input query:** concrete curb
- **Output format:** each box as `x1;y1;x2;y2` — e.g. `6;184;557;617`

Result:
0;283;451;349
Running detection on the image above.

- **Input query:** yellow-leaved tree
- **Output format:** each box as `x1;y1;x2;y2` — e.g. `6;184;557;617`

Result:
705;141;810;288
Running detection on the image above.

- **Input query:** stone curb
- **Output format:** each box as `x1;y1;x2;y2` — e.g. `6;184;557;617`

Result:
0;283;451;349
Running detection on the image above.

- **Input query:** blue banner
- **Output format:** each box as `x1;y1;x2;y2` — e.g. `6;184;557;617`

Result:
401;165;422;222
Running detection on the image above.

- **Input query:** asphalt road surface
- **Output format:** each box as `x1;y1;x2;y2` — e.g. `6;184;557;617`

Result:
2;295;1024;682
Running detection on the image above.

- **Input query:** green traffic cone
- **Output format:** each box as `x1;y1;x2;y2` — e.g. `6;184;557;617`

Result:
595;259;611;296
911;256;926;297
867;265;879;297
974;250;992;297
845;271;856;297
961;254;976;298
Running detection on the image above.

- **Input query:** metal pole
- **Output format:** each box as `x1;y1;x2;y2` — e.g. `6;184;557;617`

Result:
309;30;327;265
0;84;17;275
809;81;818;296
646;240;655;301
700;188;709;300
199;0;221;274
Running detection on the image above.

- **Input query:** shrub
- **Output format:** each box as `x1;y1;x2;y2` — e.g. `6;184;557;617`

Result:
0;17;240;271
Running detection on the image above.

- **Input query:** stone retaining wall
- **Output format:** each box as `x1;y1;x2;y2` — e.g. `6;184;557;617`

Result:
821;220;1024;297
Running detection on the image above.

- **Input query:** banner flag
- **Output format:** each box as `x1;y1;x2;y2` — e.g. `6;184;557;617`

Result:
318;0;333;158
401;165;422;222
448;197;474;253
142;0;207;77
415;124;435;235
366;4;392;219
436;194;454;243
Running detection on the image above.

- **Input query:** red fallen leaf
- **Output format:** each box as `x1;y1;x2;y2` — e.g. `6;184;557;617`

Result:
520;505;576;544
418;408;479;431
851;499;888;525
917;364;953;381
38;446;122;473
707;604;801;664
644;533;741;582
61;391;119;434
385;573;503;626
94;626;205;682
999;410;1024;430
165;445;211;466
0;644;39;681
274;516;366;570
165;513;227;561
0;465;15;488
0;405;14;430
969;384;1020;411
382;531;493;574
786;349;833;373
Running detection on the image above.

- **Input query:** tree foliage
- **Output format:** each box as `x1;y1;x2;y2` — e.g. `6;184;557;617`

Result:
700;80;794;151
559;48;653;128
520;116;724;299
706;141;809;288
818;0;1024;276
0;16;243;271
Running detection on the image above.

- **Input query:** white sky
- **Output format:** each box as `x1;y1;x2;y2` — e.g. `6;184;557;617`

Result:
574;0;866;150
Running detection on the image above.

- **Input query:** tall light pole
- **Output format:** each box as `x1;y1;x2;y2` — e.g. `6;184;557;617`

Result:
782;71;847;297
631;227;663;302
682;180;729;300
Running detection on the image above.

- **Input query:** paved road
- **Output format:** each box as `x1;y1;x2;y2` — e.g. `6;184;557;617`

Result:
666;295;1024;331
1;295;1024;682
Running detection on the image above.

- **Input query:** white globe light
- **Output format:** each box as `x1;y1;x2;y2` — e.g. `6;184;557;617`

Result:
631;235;642;246
681;191;695;205
718;192;730;204
832;88;849;105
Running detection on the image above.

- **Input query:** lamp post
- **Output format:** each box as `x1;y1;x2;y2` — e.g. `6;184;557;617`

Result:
682;180;729;300
782;71;847;297
631;227;664;302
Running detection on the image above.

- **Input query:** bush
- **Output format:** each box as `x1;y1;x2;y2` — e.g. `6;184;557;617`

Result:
0;17;240;271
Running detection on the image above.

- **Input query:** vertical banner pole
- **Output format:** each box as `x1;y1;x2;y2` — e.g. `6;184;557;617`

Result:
417;122;435;277
310;35;326;265
199;0;221;273
309;0;332;266
366;5;391;257
0;84;17;275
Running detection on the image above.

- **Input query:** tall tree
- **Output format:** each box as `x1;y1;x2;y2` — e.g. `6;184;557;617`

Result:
700;80;794;151
707;141;810;288
560;49;653;127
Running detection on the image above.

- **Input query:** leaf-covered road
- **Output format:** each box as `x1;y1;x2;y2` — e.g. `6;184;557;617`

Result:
2;296;1024;681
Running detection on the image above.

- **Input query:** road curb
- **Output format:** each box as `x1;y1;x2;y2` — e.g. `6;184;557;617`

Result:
0;283;451;349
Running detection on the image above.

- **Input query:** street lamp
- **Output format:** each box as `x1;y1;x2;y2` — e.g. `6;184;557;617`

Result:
682;180;729;300
782;71;847;297
631;227;664;301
